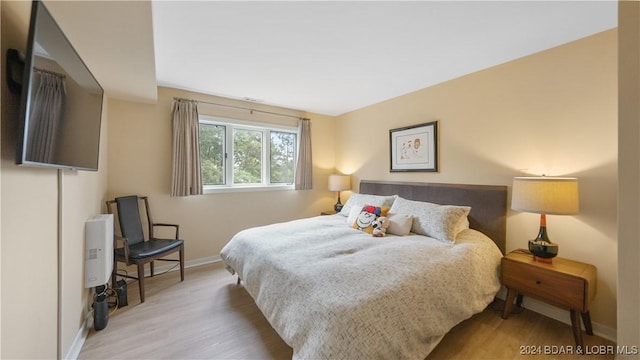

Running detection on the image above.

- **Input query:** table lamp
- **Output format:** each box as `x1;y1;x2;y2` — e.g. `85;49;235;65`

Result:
511;176;579;263
328;174;351;212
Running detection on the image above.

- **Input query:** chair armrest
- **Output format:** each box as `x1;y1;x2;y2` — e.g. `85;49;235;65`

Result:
114;235;132;265
114;234;128;246
152;223;180;239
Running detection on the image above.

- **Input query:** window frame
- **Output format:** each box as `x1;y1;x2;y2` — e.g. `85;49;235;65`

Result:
199;115;298;194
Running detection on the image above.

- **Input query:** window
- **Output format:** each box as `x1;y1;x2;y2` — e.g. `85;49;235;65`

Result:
270;131;296;184
199;116;297;192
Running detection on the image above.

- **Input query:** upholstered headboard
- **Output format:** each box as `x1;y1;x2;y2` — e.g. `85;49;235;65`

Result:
359;180;508;254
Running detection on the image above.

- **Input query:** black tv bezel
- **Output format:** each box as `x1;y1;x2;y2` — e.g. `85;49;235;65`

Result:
16;0;104;172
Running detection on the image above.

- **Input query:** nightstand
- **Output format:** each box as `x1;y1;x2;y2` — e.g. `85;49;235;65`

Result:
320;210;337;215
501;250;597;349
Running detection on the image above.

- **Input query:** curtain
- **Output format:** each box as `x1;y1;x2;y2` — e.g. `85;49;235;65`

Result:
171;100;203;196
295;118;313;190
27;71;66;163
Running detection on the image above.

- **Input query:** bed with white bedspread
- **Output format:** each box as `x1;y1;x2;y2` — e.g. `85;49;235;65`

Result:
220;180;507;359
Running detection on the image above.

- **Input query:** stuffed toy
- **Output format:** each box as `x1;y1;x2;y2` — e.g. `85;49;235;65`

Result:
371;216;389;237
353;205;389;234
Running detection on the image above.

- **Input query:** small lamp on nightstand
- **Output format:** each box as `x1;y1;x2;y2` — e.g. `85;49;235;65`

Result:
328;174;351;212
511;176;579;263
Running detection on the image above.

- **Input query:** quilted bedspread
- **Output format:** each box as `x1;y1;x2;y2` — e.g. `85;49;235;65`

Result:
220;215;502;360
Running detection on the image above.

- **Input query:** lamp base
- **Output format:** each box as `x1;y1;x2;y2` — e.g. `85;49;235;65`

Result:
533;255;553;263
334;192;343;212
528;239;558;263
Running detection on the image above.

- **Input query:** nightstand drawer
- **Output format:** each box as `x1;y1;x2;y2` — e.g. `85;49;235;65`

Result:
502;259;586;311
501;250;597;349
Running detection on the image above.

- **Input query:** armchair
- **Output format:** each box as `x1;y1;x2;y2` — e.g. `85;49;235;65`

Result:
106;195;184;303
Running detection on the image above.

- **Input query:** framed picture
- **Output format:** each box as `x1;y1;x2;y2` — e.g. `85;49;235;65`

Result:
389;121;438;172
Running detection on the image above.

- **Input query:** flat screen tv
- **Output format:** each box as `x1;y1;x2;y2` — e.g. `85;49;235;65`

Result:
16;0;104;171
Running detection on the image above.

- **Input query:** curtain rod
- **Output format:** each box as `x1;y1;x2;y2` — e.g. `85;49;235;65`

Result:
173;97;309;121
34;67;65;78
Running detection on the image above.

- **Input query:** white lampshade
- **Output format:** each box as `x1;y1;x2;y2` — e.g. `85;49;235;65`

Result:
511;177;579;215
328;174;351;191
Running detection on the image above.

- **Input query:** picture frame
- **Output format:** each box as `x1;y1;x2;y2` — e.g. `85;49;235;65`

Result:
389;121;438;172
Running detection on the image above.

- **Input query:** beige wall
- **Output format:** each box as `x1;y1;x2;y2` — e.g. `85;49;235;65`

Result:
107;87;336;263
58;104;109;357
335;30;618;335
617;1;640;353
1;1;109;358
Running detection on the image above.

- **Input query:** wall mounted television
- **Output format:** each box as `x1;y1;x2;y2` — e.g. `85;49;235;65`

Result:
15;0;104;171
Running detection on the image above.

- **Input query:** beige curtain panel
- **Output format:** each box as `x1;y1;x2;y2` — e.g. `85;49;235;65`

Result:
295;119;313;190
27;71;66;163
171;100;203;196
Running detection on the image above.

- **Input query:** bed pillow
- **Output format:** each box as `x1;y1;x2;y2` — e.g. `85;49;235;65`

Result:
389;196;471;243
386;213;413;236
339;193;396;217
352;205;389;234
455;216;470;235
346;206;362;226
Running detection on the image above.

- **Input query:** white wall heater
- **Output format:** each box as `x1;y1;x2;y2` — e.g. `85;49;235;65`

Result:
84;214;114;288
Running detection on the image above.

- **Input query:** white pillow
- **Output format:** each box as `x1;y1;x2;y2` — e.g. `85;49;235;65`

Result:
389;196;471;243
339;193;396;217
346;206;362;226
386;213;413;236
455;216;470;236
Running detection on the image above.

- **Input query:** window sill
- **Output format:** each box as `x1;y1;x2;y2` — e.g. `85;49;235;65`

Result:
203;184;295;194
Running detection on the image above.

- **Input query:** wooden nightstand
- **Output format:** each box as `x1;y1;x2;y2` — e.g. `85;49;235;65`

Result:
501;250;597;349
320;210;337;215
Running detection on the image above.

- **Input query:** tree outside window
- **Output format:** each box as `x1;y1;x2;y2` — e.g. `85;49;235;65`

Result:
198;117;297;191
233;128;262;184
199;123;225;186
270;131;296;184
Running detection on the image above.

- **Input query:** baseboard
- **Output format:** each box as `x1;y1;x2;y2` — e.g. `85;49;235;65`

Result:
495;288;617;342
185;255;222;268
141;255;221;277
111;255;221;280
65;311;92;360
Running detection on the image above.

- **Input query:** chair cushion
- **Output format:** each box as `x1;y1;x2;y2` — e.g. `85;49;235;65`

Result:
115;238;184;259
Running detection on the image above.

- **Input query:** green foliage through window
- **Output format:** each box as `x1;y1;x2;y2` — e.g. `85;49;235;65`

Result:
270;131;295;184
199;123;225;186
233;129;262;184
198;117;297;189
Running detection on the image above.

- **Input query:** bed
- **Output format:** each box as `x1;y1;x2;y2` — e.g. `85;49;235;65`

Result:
220;180;507;359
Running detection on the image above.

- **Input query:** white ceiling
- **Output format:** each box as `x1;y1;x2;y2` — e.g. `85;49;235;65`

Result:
45;1;618;117
152;1;617;116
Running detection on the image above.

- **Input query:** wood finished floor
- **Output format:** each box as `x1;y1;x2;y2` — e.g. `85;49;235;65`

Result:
78;262;615;360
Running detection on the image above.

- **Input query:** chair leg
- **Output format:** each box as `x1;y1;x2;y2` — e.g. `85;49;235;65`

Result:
150;261;155;277
179;246;185;282
137;262;146;303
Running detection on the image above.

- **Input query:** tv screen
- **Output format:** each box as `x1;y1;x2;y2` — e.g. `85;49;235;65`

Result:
16;0;104;171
